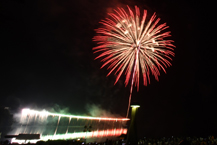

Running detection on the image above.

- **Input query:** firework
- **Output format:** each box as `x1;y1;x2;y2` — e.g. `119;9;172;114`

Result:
11;109;128;144
11;128;128;144
93;6;175;117
21;108;129;121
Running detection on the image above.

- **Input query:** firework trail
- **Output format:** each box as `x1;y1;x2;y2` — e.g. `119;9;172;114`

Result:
54;116;61;136
93;6;175;117
65;117;71;134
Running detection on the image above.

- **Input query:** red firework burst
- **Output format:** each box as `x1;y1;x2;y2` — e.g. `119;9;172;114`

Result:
93;5;175;117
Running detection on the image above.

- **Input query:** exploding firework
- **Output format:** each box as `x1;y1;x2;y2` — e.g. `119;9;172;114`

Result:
11;109;129;144
21;108;129;121
93;6;175;117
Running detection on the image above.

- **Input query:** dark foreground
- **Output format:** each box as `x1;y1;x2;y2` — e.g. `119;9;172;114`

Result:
1;136;217;145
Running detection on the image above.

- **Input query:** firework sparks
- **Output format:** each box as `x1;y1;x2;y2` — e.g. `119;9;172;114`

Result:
93;6;175;117
11;128;127;144
21;108;129;121
11;109;129;144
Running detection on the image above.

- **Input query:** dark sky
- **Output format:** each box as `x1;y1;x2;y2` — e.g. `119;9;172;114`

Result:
1;0;216;138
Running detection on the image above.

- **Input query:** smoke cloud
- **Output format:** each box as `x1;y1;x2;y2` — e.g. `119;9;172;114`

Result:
85;104;121;118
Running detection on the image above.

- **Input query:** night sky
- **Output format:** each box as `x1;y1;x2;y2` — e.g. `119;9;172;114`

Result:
1;0;216;138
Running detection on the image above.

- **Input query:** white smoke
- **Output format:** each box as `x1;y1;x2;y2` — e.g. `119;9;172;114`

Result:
85;104;121;117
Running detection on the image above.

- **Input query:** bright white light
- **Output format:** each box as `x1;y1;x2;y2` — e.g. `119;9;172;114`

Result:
131;105;140;108
116;23;121;28
21;108;129;121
